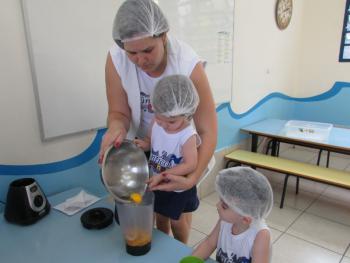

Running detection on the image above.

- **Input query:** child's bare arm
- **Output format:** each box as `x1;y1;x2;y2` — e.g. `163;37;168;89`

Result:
252;229;271;263
163;135;198;176
191;219;220;260
134;137;150;151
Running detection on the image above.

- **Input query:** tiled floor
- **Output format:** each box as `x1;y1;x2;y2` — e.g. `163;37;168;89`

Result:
191;145;350;262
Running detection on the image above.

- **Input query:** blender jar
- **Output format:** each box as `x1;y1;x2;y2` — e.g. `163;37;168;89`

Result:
116;191;154;256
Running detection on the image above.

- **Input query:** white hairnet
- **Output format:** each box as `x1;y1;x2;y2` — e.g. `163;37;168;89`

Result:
216;167;273;221
151;75;200;118
112;0;169;47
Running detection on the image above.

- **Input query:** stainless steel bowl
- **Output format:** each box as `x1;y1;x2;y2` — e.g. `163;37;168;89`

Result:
101;140;149;203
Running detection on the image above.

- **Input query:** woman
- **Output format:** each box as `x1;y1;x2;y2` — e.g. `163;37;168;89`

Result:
99;0;217;243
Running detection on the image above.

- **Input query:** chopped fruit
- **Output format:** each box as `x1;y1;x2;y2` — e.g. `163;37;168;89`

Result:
125;229;151;246
130;193;142;204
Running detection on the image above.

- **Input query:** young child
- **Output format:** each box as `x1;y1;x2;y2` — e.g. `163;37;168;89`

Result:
134;74;201;244
192;167;273;263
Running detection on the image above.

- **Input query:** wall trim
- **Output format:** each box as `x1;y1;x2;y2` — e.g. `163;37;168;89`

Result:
1;81;349;176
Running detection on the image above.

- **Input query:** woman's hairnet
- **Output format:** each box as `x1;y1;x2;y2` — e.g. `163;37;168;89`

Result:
216;167;273;221
151;75;199;118
112;0;169;47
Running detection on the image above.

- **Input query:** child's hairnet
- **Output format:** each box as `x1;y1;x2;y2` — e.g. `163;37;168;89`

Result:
216;167;273;221
112;0;169;47
151;75;199;118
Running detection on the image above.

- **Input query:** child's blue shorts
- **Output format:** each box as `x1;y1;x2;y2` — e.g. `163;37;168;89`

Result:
154;186;199;220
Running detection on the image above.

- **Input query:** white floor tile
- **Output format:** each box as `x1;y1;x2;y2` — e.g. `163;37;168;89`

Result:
272;184;319;211
270;227;283;243
277;142;293;154
326;151;349;164
320;186;350;203
271;234;342;263
283;177;328;195
201;191;219;207
341;257;350;263
346;164;350;172
347;246;350;257
329;151;350;159
192;202;219;235
210;249;217;260
260;169;328;196
307;196;350;226
258;169;285;185
294;145;321;154
311;154;350;170
287;212;350;254
266;204;302;232
279;147;317;163
187;228;206;248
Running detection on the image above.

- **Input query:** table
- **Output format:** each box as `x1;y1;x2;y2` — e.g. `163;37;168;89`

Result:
241;119;350;157
0;188;215;263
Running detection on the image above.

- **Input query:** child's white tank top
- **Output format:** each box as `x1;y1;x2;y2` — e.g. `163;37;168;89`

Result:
216;220;270;263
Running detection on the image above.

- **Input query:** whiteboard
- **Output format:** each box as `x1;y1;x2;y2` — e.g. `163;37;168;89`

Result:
161;0;234;104
22;0;234;139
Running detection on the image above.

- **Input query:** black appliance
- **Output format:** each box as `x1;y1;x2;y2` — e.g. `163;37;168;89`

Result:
4;178;50;225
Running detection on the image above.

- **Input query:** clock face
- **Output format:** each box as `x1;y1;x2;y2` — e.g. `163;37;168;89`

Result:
276;0;293;30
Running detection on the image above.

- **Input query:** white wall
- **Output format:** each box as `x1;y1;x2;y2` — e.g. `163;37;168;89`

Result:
298;0;349;96
231;0;304;113
1;0;350;166
0;0;95;164
231;0;350;112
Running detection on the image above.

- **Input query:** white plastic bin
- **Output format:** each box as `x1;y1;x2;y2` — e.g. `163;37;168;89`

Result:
284;120;333;141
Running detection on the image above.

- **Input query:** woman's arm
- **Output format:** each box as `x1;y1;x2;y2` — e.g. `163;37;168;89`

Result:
189;62;217;184
151;62;217;190
192;219;220;260
251;229;271;263
99;53;132;162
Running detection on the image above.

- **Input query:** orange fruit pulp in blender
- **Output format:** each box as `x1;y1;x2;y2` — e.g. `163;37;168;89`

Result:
125;228;151;246
130;193;142;204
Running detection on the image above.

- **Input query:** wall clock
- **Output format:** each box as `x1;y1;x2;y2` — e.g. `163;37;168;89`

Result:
276;0;293;30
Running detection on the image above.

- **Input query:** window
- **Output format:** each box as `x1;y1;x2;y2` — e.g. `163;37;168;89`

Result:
339;0;350;62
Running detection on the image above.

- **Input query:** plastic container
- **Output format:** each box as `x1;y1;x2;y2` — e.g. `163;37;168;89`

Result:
284;120;333;141
116;191;154;256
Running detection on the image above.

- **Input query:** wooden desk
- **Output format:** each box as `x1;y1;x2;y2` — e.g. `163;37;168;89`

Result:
0;188;215;263
241;119;350;156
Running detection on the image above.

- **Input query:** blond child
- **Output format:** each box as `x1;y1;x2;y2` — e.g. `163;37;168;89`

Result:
192;167;273;263
134;75;201;243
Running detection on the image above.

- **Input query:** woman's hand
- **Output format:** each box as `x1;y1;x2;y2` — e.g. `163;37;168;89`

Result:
148;173;195;192
98;126;127;164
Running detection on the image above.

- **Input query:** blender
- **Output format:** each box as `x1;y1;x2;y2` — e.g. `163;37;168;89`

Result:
101;140;153;256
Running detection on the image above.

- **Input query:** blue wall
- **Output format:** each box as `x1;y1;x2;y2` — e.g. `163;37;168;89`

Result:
1;81;350;208
0;130;108;206
217;81;350;150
